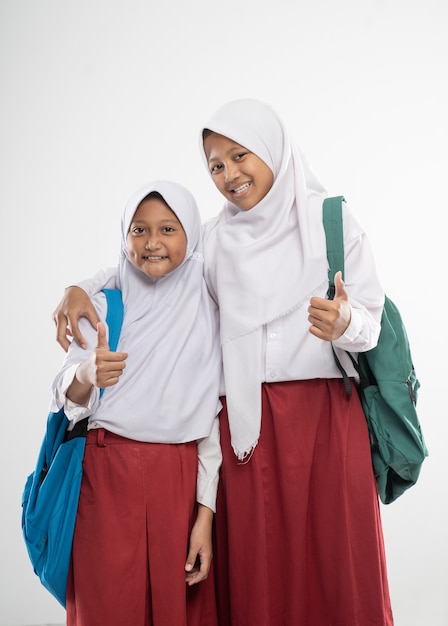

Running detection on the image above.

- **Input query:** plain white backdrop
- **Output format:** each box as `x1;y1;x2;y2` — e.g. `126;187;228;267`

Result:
1;1;447;624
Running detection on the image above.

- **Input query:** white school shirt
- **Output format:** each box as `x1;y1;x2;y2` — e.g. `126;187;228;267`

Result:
201;210;384;388
52;296;221;512
53;363;221;511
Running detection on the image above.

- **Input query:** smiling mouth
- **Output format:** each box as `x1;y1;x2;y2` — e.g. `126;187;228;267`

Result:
231;182;251;195
143;256;167;261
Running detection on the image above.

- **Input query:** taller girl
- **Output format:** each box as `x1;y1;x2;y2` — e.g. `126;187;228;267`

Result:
201;99;393;625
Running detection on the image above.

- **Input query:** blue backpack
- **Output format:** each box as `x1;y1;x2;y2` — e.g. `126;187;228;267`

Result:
21;289;123;607
323;197;428;504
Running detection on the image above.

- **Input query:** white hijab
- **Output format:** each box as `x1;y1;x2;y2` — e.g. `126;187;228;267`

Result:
201;99;329;459
93;180;222;443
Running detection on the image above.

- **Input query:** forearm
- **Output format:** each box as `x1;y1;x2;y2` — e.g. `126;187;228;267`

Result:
197;415;222;512
66;363;94;405
333;216;384;352
196;502;214;527
76;267;118;296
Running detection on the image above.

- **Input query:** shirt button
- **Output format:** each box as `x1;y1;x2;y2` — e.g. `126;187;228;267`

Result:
269;371;277;380
269;332;277;339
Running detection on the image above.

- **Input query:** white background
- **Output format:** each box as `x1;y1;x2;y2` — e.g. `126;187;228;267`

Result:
1;1;447;624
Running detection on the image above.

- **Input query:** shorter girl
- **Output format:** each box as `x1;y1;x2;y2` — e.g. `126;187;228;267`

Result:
50;181;222;626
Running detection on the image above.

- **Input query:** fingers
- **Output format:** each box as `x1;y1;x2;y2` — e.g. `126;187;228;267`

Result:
185;548;212;586
307;296;334;340
185;548;198;578
51;287;100;350
68;317;88;349
185;525;213;586
94;351;128;387
53;313;72;353
82;302;101;331
185;504;214;585
307;272;351;341
68;304;100;350
52;310;95;351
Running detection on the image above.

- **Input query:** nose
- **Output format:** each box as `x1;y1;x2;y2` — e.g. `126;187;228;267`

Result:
224;161;240;184
145;235;161;250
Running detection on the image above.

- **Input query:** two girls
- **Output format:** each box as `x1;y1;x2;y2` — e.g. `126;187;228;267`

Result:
53;100;393;625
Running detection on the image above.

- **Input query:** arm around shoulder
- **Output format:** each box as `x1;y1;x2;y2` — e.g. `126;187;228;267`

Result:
53;267;119;351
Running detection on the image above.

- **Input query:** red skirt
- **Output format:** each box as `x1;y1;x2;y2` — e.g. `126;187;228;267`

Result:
214;379;393;626
66;428;218;626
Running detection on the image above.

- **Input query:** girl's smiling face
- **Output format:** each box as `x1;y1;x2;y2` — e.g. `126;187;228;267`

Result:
203;131;274;211
127;195;187;278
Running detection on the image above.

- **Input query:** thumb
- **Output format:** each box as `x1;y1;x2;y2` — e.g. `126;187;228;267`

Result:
334;271;349;301
96;322;110;350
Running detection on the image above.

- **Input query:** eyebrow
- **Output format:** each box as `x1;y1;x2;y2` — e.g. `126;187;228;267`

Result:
207;145;248;163
131;218;181;225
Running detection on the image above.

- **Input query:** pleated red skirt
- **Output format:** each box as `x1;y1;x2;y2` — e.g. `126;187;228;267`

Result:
66;428;218;626
214;379;394;626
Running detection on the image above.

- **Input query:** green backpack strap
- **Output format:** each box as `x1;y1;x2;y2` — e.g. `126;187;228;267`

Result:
322;195;355;396
323;195;345;298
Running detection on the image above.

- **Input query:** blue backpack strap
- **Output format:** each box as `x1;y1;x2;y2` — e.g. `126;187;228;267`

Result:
64;289;124;429
99;289;124;399
102;289;124;353
323;195;345;298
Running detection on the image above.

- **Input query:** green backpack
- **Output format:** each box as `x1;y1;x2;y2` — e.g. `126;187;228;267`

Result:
323;196;428;504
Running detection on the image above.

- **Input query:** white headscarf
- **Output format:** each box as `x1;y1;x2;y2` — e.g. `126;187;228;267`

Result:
92;180;222;443
201;99;329;459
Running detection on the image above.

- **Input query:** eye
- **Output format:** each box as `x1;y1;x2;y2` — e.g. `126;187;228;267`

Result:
210;163;223;174
162;226;175;233
235;151;248;161
130;226;145;235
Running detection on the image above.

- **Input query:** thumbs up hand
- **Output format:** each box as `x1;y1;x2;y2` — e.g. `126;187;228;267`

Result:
90;322;128;388
308;271;351;341
72;322;128;390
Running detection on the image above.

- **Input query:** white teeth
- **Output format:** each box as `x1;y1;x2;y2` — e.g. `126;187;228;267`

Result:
233;183;250;193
